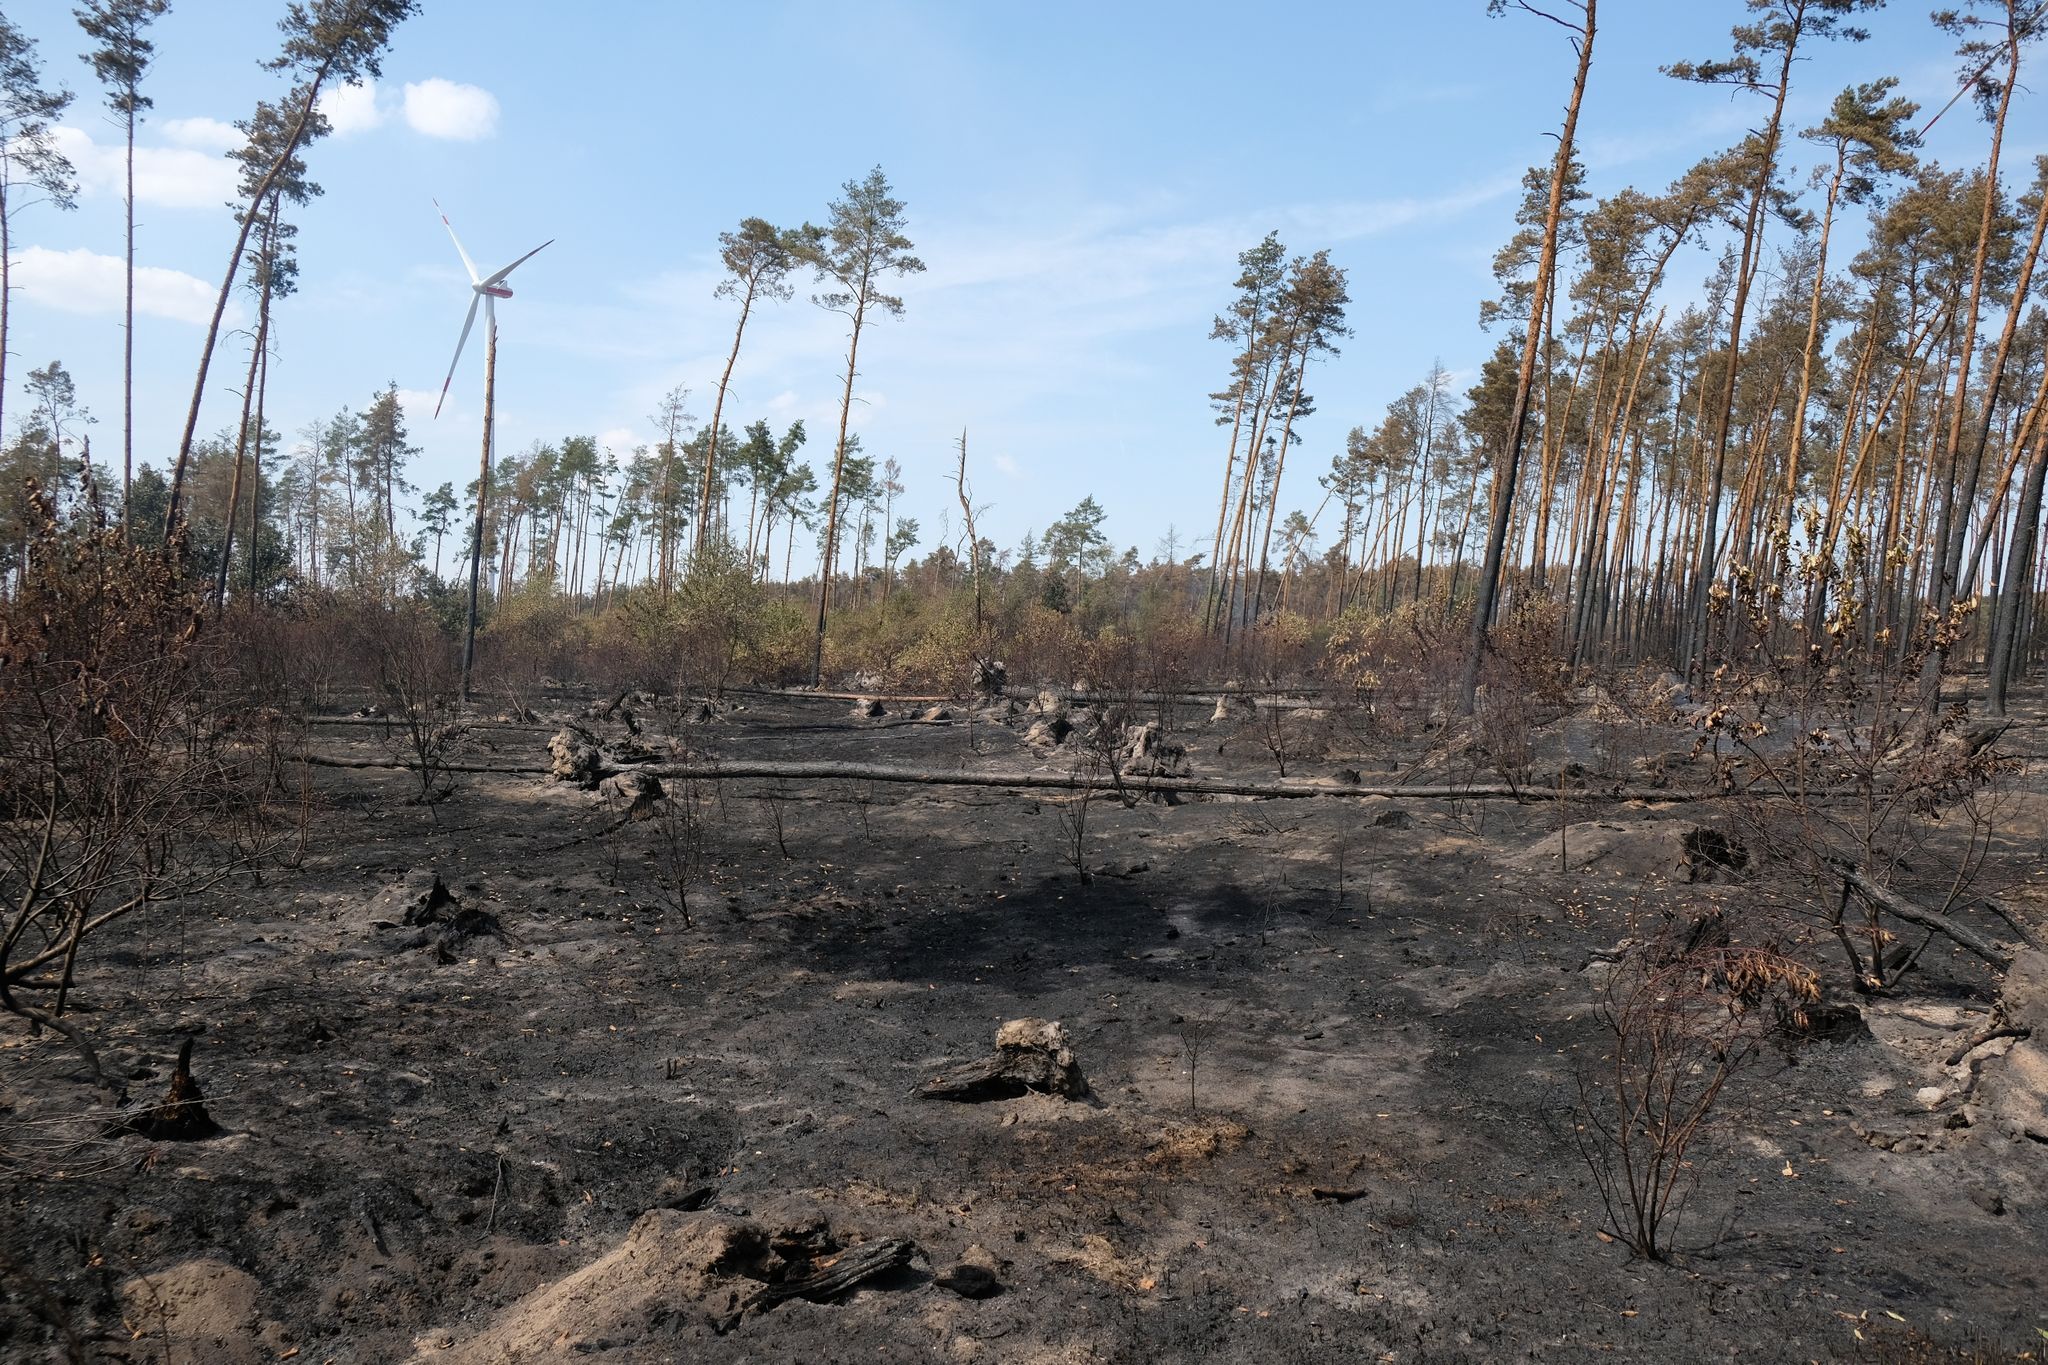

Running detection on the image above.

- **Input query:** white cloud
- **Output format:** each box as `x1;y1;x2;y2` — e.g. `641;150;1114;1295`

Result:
403;79;500;141
11;246;234;326
158;116;240;151
319;81;384;135
48;124;239;209
992;452;1019;478
395;387;443;412
597;426;639;457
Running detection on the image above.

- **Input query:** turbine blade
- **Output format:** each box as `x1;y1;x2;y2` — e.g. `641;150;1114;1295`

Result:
481;238;554;289
435;199;480;285
434;293;482;419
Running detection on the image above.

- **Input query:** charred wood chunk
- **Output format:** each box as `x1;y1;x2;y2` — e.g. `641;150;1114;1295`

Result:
115;1038;220;1141
934;1262;1002;1298
922;1018;1088;1102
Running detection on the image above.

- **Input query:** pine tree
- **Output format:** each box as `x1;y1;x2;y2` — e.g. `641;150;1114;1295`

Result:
0;17;76;445
75;0;169;527
794;167;924;686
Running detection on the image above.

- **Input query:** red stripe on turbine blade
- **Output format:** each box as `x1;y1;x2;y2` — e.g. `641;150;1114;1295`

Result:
434;377;451;418
482;286;513;298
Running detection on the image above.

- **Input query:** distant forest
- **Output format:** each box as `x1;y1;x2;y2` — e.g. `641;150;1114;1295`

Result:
2;0;2044;713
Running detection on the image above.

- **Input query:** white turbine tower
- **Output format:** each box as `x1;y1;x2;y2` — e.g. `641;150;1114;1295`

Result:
431;200;551;702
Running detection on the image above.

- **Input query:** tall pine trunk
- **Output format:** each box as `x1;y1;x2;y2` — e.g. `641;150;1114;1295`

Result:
1461;0;1596;712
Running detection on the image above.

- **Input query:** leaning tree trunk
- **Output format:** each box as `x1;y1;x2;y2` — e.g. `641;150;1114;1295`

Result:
700;278;759;558
166;64;337;535
0;183;11;445
1778;147;1848;551
212;303;269;609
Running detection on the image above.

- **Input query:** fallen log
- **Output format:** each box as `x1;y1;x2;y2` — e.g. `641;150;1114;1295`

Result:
300;716;557;731
723;683;1337;708
302;755;549;775
723;685;960;704
647;760;1906;805
298;750;1940;806
1839;867;2014;971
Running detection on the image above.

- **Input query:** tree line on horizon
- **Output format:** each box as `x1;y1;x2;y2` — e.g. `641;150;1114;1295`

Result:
0;0;2044;714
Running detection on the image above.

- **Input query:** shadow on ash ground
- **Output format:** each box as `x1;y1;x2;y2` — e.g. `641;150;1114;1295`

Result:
3;691;2044;1362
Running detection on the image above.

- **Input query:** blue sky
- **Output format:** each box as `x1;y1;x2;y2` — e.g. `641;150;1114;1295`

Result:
8;1;2034;569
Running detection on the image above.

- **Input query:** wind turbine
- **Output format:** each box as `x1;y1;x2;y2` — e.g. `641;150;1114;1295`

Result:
431;200;551;703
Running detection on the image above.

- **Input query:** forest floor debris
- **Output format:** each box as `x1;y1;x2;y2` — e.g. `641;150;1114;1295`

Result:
3;689;2044;1361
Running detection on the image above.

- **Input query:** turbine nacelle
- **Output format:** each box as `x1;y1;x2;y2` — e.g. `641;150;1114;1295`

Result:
431;199;552;418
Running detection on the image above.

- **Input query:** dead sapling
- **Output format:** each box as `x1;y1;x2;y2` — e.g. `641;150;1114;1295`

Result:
1053;757;1100;886
1332;829;1349;921
1573;932;1818;1261
653;778;707;929
1175;1016;1215;1115
1260;701;1292;778
378;614;469;810
757;780;794;860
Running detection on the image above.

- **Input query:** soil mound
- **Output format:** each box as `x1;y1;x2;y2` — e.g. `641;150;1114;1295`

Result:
120;1258;282;1364
1982;949;2048;1144
1505;819;1746;882
411;1209;917;1361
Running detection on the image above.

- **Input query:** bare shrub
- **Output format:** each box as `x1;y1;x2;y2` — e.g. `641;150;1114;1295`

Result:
372;607;467;806
1487;592;1574;709
653;776;707;928
1138;615;1200;730
892;602;979;693
1242;609;1320;685
1052;774;1097;885
478;576;586;699
1004;604;1084;687
0;485;265;1098
1574;929;1819;1261
1175;1015;1215;1115
1697;541;2013;994
1259;701;1293;778
1473;686;1537;788
1321;597;1469;742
